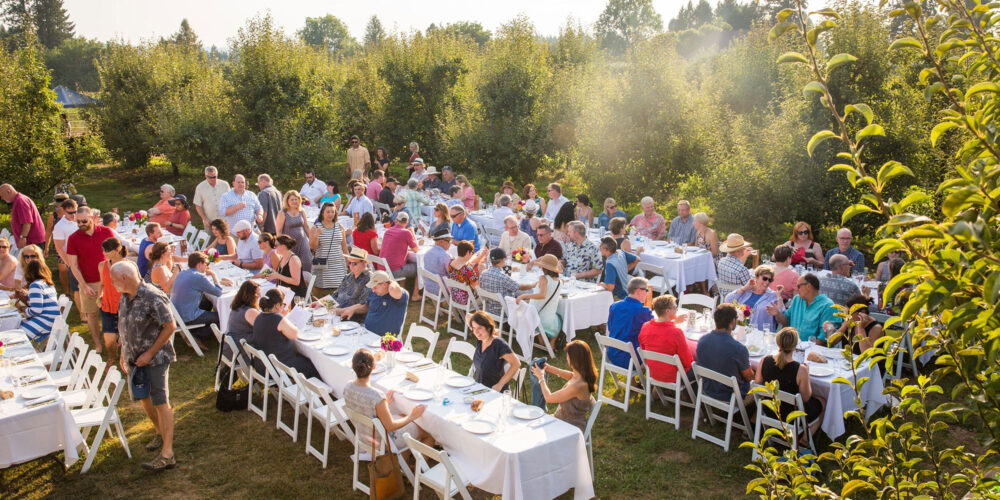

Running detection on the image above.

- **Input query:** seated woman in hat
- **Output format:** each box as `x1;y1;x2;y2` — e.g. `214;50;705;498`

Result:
164;195;191;236
516;254;565;350
493;180;521;207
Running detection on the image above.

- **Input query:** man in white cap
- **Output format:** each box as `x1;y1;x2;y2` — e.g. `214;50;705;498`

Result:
363;270;408;335
718;233;755;286
333;247;373;320
409;158;428;185
423;227;453;297
225;220;264;270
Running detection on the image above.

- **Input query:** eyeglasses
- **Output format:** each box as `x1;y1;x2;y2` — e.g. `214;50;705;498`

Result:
65;210;77;215
797;230;810;235
0;245;9;249
637;287;649;293
22;254;38;260
206;175;217;179
759;276;773;282
796;282;807;288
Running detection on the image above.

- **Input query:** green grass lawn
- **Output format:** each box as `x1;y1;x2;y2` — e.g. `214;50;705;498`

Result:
3;160;757;499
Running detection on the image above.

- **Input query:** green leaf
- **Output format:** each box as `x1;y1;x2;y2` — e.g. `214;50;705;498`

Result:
810;7;841;18
842;203;877;224
965;81;1000;100
769;21;797;40
856;124;885;141
842;479;876;496
889;37;922;51
877;160;913;186
844;103;874;125
802;81;827;99
826;53;858;72
807;130;838;157
777;51;809;65
777;8;796;22
898;191;930;210
930;121;959;147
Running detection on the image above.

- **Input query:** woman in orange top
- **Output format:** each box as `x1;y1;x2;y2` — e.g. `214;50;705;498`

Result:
98;237;127;365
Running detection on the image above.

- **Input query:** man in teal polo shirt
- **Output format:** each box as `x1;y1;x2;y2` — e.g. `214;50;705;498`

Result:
766;273;838;343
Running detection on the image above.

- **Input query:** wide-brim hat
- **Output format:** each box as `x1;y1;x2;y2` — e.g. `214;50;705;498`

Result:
366;270;393;288
424;166;439;175
432;227;452;241
719;233;752;253
344;246;369;262
411;158;424;165
171;194;189;208
535;254;562;274
523;200;538;214
50;193;70;206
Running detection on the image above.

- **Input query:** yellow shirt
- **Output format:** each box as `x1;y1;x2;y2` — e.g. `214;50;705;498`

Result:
192;179;230;222
346;146;370;174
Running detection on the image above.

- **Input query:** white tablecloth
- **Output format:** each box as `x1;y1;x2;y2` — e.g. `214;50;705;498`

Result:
640;245;718;290
295;326;595;500
513;269;614;338
0;331;84;468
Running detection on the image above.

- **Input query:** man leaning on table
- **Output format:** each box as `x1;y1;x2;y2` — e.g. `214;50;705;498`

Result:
766;273;838;344
332;247;373;321
112;260;177;471
225;220;264;271
363;271;408;336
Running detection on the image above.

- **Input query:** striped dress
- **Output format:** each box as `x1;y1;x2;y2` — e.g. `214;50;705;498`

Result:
313;223;347;289
21;280;60;340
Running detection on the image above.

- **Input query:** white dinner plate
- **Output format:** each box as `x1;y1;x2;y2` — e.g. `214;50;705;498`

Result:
462;419;497;434
312;309;329;318
22;385;58;400
340;321;361;331
747;345;766;356
18;365;46;376
371;364;386;375
809;365;835;377
660;253;682;259
446;376;475;388
397;352;423;363
366;339;382;348
403;388;433;401
298;331;322;342
512;406;545;420
323;346;350;356
6;345;34;356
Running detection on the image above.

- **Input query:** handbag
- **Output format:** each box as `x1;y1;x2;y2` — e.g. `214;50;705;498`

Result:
312;221;337;271
368;449;404;500
215;384;248;412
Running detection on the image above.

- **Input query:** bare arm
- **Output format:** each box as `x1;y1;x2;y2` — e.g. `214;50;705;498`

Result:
276;211;285;236
375;396;425;432
492;352;520;392
387;281;403;300
277;316;299;340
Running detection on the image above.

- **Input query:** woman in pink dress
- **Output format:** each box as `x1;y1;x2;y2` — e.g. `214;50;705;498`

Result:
456;175;476;210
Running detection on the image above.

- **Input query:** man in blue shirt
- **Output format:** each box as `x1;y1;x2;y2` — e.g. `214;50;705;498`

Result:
824;227;866;271
449;205;480;251
170;252;228;339
605;277;652;369
364;271;409;336
695;303;754;402
422;228;453;296
766;273;839;342
599;237;639;299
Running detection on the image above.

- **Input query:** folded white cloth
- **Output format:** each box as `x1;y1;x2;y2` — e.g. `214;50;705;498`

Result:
505;297;541;361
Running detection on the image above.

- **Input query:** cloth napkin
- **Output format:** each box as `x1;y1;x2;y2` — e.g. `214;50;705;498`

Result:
504;297;541;361
26;393;58;408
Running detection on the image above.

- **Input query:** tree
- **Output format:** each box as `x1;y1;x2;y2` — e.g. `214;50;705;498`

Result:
45;36;103;91
426;21;491;46
595;0;663;55
169;18;201;51
297;14;358;57
31;0;72;49
715;0;762;32
363;15;385;47
692;0;714;27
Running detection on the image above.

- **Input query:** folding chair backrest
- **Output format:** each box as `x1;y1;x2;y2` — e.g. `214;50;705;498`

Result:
43;318;69;354
58;333;87;372
594;333;642;375
404;323;439;358
210;323;224;344
476;288;506;323
241;340;275;383
167;301;204;357
296;372;353;442
692;363;741;400
679;293;717;313
638;349;693;390
193;230;209;251
584;400;602;441
344;407;389;456
367;255;390;272
182;224;198;244
441;338;476;376
418;268;444;296
303;271;316;299
402;432;473;500
72;350;107;391
93;367;124;409
57;294;73;322
267;354;298;391
441;276;479;310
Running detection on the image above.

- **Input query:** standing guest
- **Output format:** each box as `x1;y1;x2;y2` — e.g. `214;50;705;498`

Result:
171;252;227;338
575;194;594;228
606;277;653;369
409;158;428;185
275;190;313;273
407;141;421;167
363;271;409;335
725;266;783;330
692;212;719;262
530;224;563;263
770;245;800;301
516;254;564;346
218;174;263;235
784;221;824;268
492;194;515;229
225;281;260;360
319;181;342;211
344;182;375;218
378;177;398;208
0;184;46;248
599;237;639;299
99;238;128;365
207;219;236;261
608;217;639;254
258;232;279;270
351;212;380;256
819;254;867;306
299;169;327;205
529;340;598;431
344;349;431;452
251;288;320;378
380;212;421;300
456;175;476;210
269;235;308;298
667;200;696;245
192;166;230;229
449;205;480;252
542;183;569;221
824;228;866;272
366;170;384;201
52;198;78;295
332;247;373;321
66;208;116;353
309;202;349;290
422;166;442;191
493;180;521;206
468;312;519;393
147;184;177;226
597;197;626;231
479;248;533;315
0;237;16;290
18;259;60;347
228;220;265;271
422;228;453;298
446;241;487;305
429;203;451;237
638;295;693;383
696;304;754;403
717;234;755;287
766;273;838;343
630;196;667;240
163;195;191;236
439;166;457;194
499;215;533;254
256;174;282;235
875;249;904;283
552;202;577;243
402;179;431;221
7;244;42;290
44;193;70;257
563;221;603;283
374;146;390;172
148;241;181;294
111;260;177;471
522;183;546;219
346;135;371;177
755;327;825;434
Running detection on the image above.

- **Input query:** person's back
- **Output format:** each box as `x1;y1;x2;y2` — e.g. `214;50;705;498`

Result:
695;330;750;401
380;225;413;271
250;311;296;363
343;382;384;442
170;268;219;322
606;295;652;368
258;186;281;234
638;320;692;383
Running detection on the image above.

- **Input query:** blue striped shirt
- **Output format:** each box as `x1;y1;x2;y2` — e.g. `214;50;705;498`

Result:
21;280;59;338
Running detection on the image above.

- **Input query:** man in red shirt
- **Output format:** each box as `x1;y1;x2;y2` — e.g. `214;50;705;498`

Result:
379;211;421;301
67;207;116;354
0;184;46;248
638;294;694;384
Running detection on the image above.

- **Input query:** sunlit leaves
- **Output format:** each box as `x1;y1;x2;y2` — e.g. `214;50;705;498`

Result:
807;129;837;157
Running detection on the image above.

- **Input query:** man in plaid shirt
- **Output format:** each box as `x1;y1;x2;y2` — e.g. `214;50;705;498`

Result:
717;233;754;286
479;249;533;315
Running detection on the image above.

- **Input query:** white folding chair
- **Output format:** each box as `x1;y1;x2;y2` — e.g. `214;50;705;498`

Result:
441;276;479;340
403;432;474;500
72;367;131;473
167;302;205;357
594;333;646;412
372;201;390;220
690;363;753;452
268;354;310;442
638;349;696;429
182;223;198;245
678;293;718;313
484;226;503;247
216;334;250;391
49;334;88;387
60;350;106;409
584;400;603;480
367;254;391;273
715;280;742;299
296;372;352;468
193;230;210;251
38;318;70;368
57;294;73;322
240;339;275;421
511;365;527;401
750;382;818;460
344;408;415;494
303;271;316;299
441;338;476;377
636;261;677;296
476;289;508;339
64;358;117;410
417;269;447;329
404;323;440;359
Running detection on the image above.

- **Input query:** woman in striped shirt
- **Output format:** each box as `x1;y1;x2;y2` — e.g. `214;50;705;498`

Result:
18;259;60;346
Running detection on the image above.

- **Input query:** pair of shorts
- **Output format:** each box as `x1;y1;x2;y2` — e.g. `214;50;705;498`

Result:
78;282;102;314
100;310;119;334
68;271;78;292
130;362;170;406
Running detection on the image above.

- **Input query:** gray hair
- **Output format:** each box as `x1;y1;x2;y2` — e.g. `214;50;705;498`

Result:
627;277;649;295
503;215;518;226
693;212;709;224
161;184;176;196
442;166;452;172
450;205;466;215
407;179;418;189
352;169;363;179
499;194;511;207
640;196;654;206
204;166;218;175
395;211;410;223
677;199;691;208
393;195;405;205
568;221;587;237
110;260;139;280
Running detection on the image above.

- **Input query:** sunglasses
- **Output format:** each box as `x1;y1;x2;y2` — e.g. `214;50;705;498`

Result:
796;282;807;288
206;175;217;179
759;276;773;282
797;230;810;235
65;210;77;215
23;254;38;260
0;245;9;249
637;287;649;292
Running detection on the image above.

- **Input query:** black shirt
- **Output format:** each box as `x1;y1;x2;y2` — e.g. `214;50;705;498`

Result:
474;337;513;391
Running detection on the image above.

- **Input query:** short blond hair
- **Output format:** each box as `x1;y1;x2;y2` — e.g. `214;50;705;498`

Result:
693;212;709;224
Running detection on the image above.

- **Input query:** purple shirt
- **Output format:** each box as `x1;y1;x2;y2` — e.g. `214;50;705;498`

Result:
11;193;45;245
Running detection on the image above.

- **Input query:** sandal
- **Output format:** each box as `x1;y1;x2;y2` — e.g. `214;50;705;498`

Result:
145;434;163;452
141;454;176;471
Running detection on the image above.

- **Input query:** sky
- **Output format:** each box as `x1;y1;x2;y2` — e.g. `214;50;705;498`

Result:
62;0;695;48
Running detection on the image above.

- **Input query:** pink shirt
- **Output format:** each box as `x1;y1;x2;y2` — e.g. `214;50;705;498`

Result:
462;187;476;210
11;193;45;245
771;267;799;300
379;225;417;271
148;199;175;226
366;180;383;201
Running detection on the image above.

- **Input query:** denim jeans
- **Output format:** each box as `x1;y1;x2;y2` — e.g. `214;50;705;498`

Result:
528;357;547;409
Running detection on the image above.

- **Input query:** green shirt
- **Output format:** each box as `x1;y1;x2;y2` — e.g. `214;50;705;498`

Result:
786;293;838;341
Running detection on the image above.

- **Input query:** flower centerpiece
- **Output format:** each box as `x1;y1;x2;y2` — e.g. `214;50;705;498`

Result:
301;195;311;206
516;199;527;213
381;333;403;368
511;248;531;264
205;247;221;263
128;210;149;225
0;340;5;356
625;224;635;237
733;301;752;327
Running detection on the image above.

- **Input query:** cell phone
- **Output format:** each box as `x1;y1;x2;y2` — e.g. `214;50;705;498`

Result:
533;358;547;369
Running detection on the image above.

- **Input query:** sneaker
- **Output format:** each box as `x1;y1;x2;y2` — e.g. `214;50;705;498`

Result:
145;434;163;452
141;454;176;471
